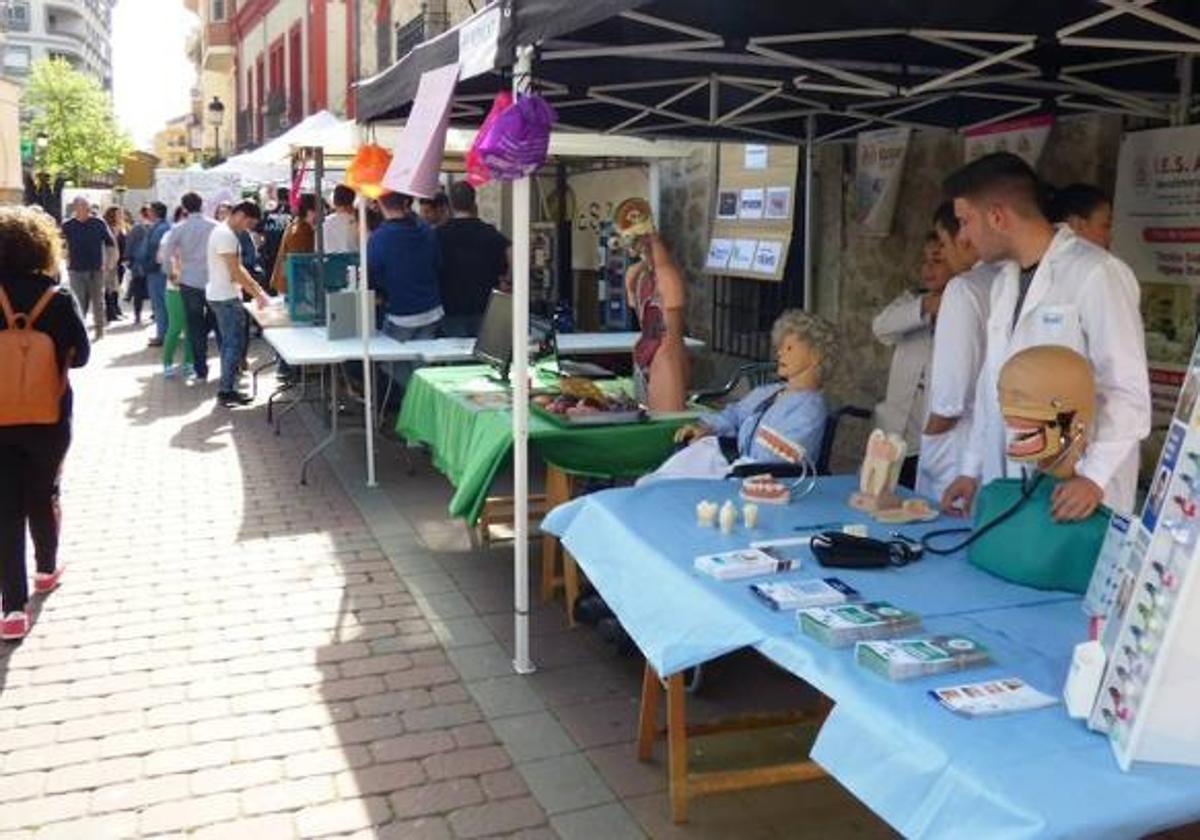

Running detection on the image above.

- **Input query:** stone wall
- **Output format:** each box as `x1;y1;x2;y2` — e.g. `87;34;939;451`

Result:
658;145;716;343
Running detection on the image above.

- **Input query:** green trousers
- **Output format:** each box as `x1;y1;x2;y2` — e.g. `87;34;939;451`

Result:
163;286;193;367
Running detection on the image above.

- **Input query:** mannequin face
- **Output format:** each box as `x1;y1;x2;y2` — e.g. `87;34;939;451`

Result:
776;332;820;385
1068;203;1113;250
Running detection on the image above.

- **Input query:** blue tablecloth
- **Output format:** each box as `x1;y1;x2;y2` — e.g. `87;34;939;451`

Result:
542;475;1200;839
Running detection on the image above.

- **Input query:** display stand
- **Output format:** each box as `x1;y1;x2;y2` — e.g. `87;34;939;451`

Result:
1088;339;1200;770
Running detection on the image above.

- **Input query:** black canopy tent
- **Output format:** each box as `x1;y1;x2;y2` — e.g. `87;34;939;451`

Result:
354;0;1200;675
358;0;1200;138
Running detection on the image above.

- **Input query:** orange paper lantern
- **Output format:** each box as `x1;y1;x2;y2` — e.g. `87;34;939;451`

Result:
345;143;393;199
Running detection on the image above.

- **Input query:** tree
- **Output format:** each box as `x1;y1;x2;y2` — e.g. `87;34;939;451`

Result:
21;58;132;183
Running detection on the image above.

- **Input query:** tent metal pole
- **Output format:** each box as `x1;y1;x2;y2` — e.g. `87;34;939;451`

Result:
1178;55;1195;125
357;128;377;488
512;44;536;676
803;113;815;311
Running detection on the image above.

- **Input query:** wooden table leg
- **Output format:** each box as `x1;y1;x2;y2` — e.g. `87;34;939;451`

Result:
637;662;661;762
540;465;572;605
667;671;689;823
562;549;580;628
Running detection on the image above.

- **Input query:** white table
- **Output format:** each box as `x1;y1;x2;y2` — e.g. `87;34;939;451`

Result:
393;333;705;365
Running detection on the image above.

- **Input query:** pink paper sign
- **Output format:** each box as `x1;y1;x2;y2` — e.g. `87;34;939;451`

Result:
382;63;460;198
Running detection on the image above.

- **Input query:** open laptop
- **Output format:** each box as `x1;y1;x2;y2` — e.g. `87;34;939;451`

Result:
473;291;615;380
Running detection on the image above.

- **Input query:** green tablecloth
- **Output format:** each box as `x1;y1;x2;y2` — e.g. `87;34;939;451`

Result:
396;365;695;524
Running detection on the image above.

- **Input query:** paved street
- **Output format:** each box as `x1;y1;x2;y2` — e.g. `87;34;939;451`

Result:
0;322;552;839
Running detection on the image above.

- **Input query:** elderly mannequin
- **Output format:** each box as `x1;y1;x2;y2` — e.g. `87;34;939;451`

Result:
618;198;688;411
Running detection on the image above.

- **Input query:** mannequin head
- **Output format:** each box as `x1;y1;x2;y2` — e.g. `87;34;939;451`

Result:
998;345;1095;479
771;310;838;392
613;197;655;256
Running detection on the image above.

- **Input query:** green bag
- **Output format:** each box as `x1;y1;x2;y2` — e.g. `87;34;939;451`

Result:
967;478;1110;594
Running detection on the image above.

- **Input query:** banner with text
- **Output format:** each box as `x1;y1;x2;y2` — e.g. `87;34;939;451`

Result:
1113;124;1200;425
854;127;910;236
964;114;1054;167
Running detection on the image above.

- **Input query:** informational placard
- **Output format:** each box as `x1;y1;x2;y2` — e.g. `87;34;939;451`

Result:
854;127;910;237
729;239;757;271
1113;124;1200;425
964;114;1054;167
383;63;460;198
706;238;733;270
566;166;650;270
458;5;502;80
706;143;798;281
739;187;765;220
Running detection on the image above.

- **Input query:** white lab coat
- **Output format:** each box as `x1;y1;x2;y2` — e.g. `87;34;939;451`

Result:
872;290;932;455
916;262;997;500
961;227;1151;514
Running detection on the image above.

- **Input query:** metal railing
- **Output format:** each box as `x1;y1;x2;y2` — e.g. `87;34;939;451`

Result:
394;10;426;61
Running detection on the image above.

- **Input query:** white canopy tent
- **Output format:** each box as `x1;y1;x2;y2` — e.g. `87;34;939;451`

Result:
211;110;344;184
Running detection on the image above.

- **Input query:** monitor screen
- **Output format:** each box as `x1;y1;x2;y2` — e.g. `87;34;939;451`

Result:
473;290;514;378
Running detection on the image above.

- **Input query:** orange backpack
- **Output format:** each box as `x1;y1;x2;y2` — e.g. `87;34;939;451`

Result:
0;285;64;426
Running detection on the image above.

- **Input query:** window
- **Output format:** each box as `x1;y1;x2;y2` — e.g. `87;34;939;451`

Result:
210;0;226;22
3;46;31;75
3;1;30;32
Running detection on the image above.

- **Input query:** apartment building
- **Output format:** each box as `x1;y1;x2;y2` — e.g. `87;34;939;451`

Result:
1;0;115;87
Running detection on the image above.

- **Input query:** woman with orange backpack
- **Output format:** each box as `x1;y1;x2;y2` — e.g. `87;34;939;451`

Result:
0;206;90;641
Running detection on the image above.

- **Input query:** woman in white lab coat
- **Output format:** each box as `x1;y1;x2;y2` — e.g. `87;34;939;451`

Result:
941;153;1150;520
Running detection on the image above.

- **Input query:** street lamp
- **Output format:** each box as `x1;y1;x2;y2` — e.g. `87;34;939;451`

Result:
207;96;225;163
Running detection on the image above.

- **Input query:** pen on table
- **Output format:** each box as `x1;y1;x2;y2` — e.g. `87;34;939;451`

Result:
792;521;842;532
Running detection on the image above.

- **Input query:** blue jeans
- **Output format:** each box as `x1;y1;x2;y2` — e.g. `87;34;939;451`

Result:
209;299;246;393
383;319;439;391
147;272;168;340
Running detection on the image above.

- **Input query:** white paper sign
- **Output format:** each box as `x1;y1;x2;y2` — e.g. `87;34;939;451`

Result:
744;144;768;170
765;186;791;220
855;127;911;236
458;6;501;81
729;239;758;271
739;188;765;220
752;240;783;275
964;114;1053;167
706;238;733;270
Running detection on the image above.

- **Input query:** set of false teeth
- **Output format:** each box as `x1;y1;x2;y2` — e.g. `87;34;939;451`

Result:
696;500;759;533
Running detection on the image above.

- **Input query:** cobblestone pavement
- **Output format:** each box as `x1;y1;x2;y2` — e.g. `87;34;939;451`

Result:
0;321;552;839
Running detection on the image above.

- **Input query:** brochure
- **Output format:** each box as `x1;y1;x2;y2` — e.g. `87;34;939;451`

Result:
694;548;795;581
931;678;1058;717
856;635;991;681
799;601;921;647
750;578;858;611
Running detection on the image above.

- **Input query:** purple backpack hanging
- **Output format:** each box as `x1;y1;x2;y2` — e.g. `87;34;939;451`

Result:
476;95;557;181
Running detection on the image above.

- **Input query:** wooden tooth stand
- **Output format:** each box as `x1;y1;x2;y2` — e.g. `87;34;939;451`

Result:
636;663;832;823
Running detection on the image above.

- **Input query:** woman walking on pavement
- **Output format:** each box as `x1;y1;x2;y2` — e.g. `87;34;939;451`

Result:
102;206;125;323
0;206;90;642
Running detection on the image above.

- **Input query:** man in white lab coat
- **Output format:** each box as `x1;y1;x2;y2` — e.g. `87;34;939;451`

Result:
941;152;1150;520
917;202;1000;501
873;234;949;488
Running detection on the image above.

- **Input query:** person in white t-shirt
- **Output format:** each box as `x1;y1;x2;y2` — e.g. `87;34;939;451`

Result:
322;185;359;254
206;201;270;407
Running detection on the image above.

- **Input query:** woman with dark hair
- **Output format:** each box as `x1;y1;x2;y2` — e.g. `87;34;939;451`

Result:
0;206;90;641
1049;183;1113;251
102;205;125;322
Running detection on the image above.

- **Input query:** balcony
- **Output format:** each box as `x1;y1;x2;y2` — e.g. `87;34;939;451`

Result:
395;12;426;62
236;109;253;151
202;21;233;71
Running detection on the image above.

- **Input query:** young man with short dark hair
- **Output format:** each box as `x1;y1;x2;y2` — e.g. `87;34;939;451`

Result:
939;152;1150;521
436;181;510;337
207;201;270;406
368;192;442;385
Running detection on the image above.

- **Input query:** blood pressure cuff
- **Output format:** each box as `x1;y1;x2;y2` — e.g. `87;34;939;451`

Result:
967;478;1109;594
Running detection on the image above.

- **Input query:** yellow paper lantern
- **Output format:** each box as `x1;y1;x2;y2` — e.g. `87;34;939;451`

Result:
345;143;393;199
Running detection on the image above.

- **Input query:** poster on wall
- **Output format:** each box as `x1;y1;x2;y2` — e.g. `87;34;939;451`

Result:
854;127;910;236
739;187;765;219
567;166;650;270
1112;124;1200;424
964;114;1054;167
716;190;739;219
729;239;758;271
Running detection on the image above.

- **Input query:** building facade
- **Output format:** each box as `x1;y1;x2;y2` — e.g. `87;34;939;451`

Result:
153;113;198;168
183;0;235;159
0;0;115;87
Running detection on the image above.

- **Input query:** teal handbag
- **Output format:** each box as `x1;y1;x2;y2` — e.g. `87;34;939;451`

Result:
966;477;1110;594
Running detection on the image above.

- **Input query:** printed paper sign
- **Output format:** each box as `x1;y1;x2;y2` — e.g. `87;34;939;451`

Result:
744;144;768;169
739;188;765;220
382;63;460;198
855;127;910;236
716;190;739;219
765;186;791;220
729;239;758;271
751;240;783;275
706;238;733;270
458;6;501;80
964;114;1053;167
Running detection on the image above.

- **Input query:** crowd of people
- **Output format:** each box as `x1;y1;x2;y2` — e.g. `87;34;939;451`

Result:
0;177;513;640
